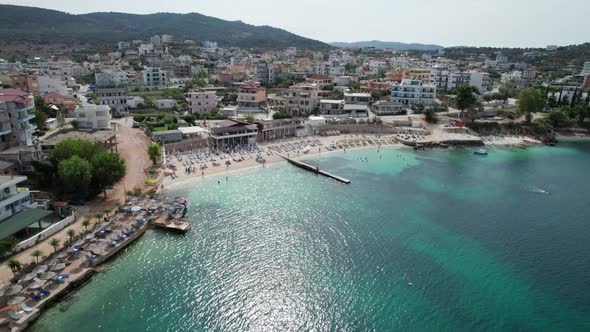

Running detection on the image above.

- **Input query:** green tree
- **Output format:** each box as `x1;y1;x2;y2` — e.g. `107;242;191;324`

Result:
94;213;103;224
244;115;255;123
82;219;90;231
31;250;43;264
424;108;438;123
455;84;479;115
58;156;93;198
546;108;571;128
370;90;381;101
34;109;48;130
0;237;17;256
517;88;546;123
7;259;21;273
49;238;60;253
182;114;197;125
67;229;76;242
50;139;103;164
147;143;161;165
91;151;126;197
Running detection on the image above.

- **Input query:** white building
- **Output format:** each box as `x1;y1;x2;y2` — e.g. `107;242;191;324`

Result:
391;79;436;106
150;35;161;45
96;88;128;116
0;176;38;226
74;104;111;130
95;71;129;87
154;99;177;109
187;90;218;115
0;89;37;148
143;67;169;87
580;62;590;76
37;75;73;98
285;83;319;116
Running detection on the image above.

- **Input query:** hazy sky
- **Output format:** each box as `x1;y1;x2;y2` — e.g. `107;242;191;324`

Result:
3;0;589;47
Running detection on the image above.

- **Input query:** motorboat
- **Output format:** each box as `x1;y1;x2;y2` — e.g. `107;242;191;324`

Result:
474;149;488;156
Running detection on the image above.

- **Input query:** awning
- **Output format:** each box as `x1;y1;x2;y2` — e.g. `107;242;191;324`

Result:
0;208;53;240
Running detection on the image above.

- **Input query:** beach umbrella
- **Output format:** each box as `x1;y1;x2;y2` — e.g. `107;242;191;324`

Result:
46;259;60;267
85;234;95;240
56;252;68;259
73;240;86;247
27;280;45;290
20;273;37;282
7;296;25;305
32;265;48;274
50;263;66;271
3;285;23;296
39;272;56;280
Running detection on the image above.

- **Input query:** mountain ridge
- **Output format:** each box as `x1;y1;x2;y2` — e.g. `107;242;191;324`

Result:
0;5;331;50
330;40;444;51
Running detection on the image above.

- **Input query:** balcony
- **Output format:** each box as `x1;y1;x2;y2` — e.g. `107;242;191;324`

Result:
0;188;31;208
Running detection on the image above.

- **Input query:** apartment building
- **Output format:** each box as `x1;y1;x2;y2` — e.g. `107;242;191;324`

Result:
237;82;266;112
143;67;169;87
447;71;490;92
0;89;37;149
74;104;111;130
255;61;280;85
96;88;128;117
187;90;218;115
37;75;73;98
95;71;129;87
0;176;37;223
285;83;319;116
391;79;437;106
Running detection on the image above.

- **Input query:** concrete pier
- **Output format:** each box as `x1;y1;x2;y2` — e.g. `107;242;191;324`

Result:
277;154;351;184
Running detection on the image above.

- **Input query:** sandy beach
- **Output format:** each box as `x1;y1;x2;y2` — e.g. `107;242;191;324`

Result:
161;133;541;191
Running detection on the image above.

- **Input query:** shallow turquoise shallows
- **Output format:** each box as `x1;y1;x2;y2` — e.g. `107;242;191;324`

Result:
32;141;590;331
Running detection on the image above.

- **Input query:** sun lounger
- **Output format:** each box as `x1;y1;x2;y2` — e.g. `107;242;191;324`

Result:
29;293;42;301
89;250;101;257
51;278;65;284
20;303;34;313
57;273;70;278
85;255;97;261
7;311;21;321
38;289;50;296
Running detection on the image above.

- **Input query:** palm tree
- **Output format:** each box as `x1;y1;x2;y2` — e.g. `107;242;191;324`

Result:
103;209;112;218
94;213;103;224
31;250;43;264
82;219;90;231
67;229;75;242
7;259;21;273
49;238;60;253
114;200;122;212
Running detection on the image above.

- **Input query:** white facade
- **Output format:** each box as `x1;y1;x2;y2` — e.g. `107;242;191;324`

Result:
580;62;590;76
37;75;73;98
0;89;37;149
143;67;169;87
74;104;111;130
0;176;35;222
95;71;129;87
187;90;218;115
391;79;436;106
285;83;319;116
154;99;177;109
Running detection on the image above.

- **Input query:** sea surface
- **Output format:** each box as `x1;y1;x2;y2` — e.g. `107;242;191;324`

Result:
32;140;590;331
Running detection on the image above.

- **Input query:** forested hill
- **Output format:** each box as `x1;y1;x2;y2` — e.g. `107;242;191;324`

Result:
0;5;330;50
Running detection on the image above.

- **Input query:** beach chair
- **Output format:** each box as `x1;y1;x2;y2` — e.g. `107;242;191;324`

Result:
89;250;101;257
38;289;50;296
57;274;70;278
85;255;97;261
29;293;42;301
51;278;65;284
7;311;21;321
20;303;34;313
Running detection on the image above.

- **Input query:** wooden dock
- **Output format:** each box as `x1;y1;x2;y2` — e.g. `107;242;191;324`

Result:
277;153;351;184
153;221;190;233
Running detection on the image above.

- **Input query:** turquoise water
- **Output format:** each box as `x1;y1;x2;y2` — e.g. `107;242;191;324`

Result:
32;142;590;331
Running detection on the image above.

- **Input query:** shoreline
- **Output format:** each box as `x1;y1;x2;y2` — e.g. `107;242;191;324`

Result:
16;134;545;330
161;134;542;191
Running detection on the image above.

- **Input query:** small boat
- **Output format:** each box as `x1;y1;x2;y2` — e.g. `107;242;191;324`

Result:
474;149;488;156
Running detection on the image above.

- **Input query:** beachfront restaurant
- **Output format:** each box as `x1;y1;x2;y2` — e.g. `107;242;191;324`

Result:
209;120;258;149
253;118;307;142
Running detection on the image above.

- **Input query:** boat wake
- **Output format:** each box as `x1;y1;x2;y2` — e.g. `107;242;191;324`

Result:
525;185;551;195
